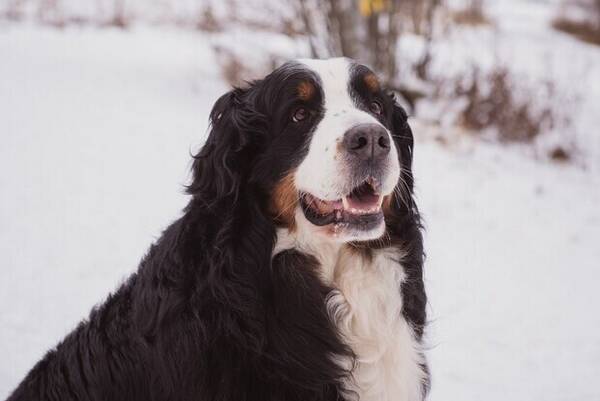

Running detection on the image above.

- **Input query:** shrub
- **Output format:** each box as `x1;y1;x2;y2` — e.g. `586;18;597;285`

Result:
552;17;600;45
454;67;556;143
451;0;491;26
552;0;600;45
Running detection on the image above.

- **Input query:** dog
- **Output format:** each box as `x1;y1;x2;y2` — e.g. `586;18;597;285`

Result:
7;58;428;401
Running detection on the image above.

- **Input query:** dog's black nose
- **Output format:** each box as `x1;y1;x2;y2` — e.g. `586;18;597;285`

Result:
342;124;391;161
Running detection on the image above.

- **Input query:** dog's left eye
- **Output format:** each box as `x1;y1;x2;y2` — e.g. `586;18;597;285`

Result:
369;100;383;115
292;107;308;123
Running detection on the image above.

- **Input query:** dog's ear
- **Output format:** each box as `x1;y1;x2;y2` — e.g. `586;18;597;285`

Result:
188;87;267;205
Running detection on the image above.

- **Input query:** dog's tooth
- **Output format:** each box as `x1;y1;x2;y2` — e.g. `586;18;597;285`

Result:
342;197;350;210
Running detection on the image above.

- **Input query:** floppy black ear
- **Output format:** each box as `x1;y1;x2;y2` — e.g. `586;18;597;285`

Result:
188;87;267;205
391;101;415;194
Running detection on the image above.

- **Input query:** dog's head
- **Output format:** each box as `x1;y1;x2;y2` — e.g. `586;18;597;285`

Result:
190;58;416;244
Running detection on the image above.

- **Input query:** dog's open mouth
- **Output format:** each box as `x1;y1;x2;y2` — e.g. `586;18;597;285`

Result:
300;177;384;230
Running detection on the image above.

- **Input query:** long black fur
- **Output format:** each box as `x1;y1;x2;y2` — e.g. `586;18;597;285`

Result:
7;61;426;401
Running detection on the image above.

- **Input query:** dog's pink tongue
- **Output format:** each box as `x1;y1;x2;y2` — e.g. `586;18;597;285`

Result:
345;192;380;211
307;195;343;214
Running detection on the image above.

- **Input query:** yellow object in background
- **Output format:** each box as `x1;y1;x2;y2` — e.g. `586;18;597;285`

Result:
359;0;389;16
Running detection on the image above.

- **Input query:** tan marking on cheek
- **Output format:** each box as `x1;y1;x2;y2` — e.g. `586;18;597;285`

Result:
364;73;380;92
335;137;345;155
270;172;298;231
382;194;394;216
297;81;315;101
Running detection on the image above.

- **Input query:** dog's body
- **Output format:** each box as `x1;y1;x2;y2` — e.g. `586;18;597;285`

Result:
8;58;428;401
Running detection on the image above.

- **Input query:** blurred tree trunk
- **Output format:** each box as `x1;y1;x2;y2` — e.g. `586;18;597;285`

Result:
112;0;127;28
298;0;320;57
366;11;380;67
326;0;359;58
384;0;400;85
294;0;442;92
416;0;441;81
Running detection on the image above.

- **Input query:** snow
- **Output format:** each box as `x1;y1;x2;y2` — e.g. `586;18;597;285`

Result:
415;125;600;400
1;17;600;401
0;23;227;393
403;0;600;170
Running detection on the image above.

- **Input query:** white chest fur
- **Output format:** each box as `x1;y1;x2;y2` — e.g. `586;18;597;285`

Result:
275;229;426;401
324;248;426;401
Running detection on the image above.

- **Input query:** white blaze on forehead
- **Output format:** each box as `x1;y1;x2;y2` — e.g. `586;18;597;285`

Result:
297;58;355;111
293;58;400;202
297;58;380;127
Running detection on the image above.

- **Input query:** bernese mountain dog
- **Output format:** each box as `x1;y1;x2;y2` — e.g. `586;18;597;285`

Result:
7;58;428;401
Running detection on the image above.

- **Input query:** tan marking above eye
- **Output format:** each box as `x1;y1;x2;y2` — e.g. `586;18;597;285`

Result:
364;73;380;92
297;81;315;101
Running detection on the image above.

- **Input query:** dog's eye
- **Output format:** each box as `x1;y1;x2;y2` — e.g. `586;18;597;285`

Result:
369;100;383;115
292;107;308;123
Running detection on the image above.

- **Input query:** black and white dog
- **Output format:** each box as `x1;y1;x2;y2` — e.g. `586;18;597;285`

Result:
8;58;428;401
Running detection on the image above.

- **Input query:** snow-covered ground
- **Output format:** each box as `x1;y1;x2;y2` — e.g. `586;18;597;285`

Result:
1;19;600;401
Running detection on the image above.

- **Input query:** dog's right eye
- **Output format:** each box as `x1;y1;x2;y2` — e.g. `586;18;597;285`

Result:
292;107;308;123
369;100;383;115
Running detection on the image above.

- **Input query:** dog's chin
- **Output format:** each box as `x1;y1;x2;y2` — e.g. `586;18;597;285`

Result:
299;208;386;243
298;177;388;243
326;218;386;243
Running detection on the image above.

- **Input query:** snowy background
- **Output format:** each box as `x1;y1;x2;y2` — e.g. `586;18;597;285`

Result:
1;0;600;400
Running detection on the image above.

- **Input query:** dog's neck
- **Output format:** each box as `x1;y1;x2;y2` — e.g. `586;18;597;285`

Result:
273;211;345;280
273;214;426;401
